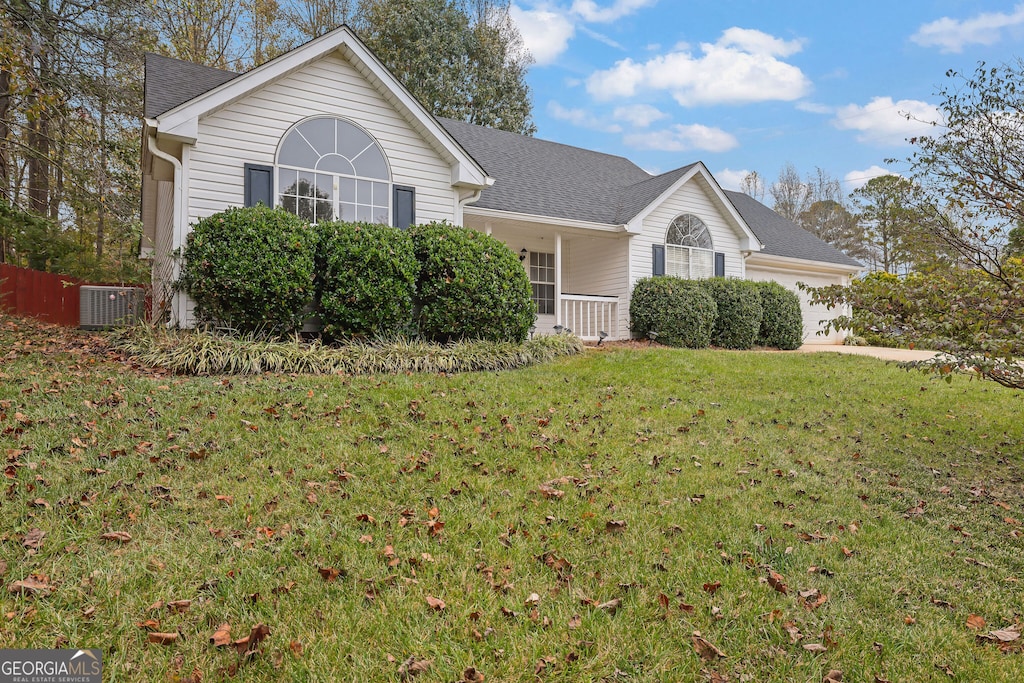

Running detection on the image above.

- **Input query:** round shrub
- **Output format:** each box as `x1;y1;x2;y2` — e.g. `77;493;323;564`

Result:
315;221;417;339
629;276;718;348
754;280;804;350
700;278;764;349
178;206;316;333
409;222;534;343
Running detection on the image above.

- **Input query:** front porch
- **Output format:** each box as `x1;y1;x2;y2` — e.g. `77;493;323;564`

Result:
463;211;631;341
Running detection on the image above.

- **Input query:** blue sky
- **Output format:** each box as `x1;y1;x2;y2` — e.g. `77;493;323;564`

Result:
508;0;1024;194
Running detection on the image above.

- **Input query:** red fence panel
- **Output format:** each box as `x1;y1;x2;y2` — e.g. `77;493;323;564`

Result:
0;264;82;326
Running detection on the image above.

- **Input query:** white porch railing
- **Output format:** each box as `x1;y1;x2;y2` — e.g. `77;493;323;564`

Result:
561;294;619;341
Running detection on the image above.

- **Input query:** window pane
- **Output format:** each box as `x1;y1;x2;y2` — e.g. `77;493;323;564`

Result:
297;171;316;197
356;205;373;222
278;131;319;168
532;283;554;315
353;147;389;180
372;206;389;225
692;249;714;278
339;178;356;203
336;120;374;159
298;118;335;155
278;168;298;195
317;153;355;175
373;182;389;206
340;203;356;222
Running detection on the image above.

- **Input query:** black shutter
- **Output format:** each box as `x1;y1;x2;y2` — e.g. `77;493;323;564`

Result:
244;164;274;208
652;244;665;276
393;185;415;230
714;252;725;277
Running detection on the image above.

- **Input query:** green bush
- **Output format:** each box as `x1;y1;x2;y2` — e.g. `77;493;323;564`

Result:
754;281;804;350
409;222;535;343
700;278;764;349
629;276;718;348
178;206;316;334
316;221;417;339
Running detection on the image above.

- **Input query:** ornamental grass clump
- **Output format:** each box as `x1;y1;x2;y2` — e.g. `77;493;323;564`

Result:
409;222;535;343
754;280;804;350
177;206;316;334
629;276;717;348
315;221;417;339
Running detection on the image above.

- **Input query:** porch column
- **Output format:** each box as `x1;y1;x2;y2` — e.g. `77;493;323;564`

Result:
555;233;562;326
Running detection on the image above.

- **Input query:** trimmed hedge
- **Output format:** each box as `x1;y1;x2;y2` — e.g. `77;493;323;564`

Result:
178;206;316;333
754;281;804;350
316;221;417;339
409;222;535;343
629;276;718;348
700;278;764;349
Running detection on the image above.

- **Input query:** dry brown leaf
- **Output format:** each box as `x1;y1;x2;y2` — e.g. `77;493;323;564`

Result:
823;670;843;683
232;623;271;654
22;528;45;550
136;619;161;630
397;656;431;679
289;640;303;657
568;614;581;629
702;581;722;595
425;596;446;611
605;520;626;533
101;531;132;544
167;599;191;614
767;570;788;595
596;598;621;614
783;621;802;643
8;576;51;597
966;614;986;631
692;631;726;661
462;667;484;683
977;625;1021;643
148;632;179;645
210;623;232;647
803;643;827;653
318;566;341;582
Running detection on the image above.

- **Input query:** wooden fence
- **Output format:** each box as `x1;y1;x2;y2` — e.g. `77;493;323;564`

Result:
0;263;83;326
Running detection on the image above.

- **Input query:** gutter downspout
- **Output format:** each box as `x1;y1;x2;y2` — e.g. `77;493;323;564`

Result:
147;134;184;326
457;189;483;225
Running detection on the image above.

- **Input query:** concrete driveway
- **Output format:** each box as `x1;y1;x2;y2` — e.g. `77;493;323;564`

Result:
796;344;945;362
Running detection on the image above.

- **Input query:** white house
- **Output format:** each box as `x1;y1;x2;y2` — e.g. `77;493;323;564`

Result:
141;25;860;343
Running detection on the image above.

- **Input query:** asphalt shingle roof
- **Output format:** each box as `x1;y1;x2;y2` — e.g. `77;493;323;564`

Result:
144;53;238;119
724;190;862;267
143;54;861;268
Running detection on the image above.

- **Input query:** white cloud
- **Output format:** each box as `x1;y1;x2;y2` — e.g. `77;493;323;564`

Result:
911;3;1024;53
612;103;668;128
578;25;626;50
832;97;943;146
844;166;896;190
548;101;622;133
623;124;738;153
570;0;657;23
510;3;576;65
796;101;832;115
715;168;752;191
586;27;810;105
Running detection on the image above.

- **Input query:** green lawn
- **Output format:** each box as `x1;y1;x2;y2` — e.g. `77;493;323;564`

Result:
2;313;1023;682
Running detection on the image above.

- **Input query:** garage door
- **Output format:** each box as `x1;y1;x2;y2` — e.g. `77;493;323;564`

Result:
745;267;846;344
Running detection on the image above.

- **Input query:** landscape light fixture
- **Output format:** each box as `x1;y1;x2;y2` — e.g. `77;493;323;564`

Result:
597;330;608;346
553;325;565;333
647;331;658;345
528;325;536;339
520;248;528;262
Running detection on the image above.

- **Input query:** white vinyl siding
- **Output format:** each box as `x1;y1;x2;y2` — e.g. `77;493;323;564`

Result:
745;262;849;344
631;176;744;286
186;53;456;226
565;236;630;336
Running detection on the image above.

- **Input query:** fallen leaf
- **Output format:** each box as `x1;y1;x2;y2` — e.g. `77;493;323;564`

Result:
605;520;626;533
463;667;484;683
148;632;179;645
210;623;232;647
823;670;843;682
8;576;51;597
425;596;446;611
397;656;431;679
596;598;621;614
232;623;271;654
167;599;191;614
22;528;45;550
966;614;986;631
803;643;827;653
136;619;161;630
318;566;342;582
568;614;581;629
977;625;1021;644
702;581;722;595
767;570;788;595
692;631;726;661
525;593;541;606
783;621;802;643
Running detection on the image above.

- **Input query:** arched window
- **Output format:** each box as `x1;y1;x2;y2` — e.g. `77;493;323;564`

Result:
276;117;391;224
666;214;714;279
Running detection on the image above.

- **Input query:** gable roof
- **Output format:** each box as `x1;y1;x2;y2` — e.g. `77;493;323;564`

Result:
144;54;237;119
724;190;862;268
143;26;490;188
